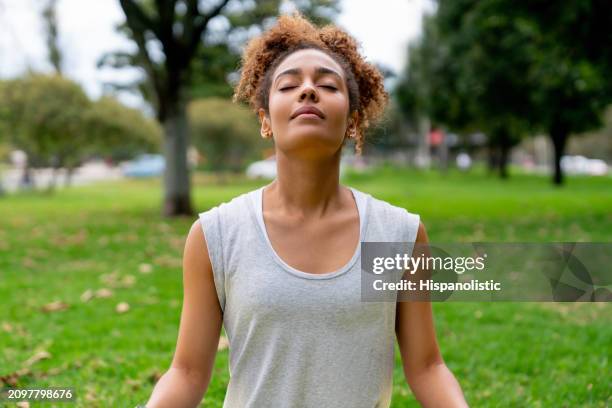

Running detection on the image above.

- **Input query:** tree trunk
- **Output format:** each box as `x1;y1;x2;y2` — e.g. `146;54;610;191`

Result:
162;101;193;216
65;166;74;187
439;136;449;174
498;146;508;179
21;164;35;190
486;143;497;175
550;121;568;186
46;166;58;193
497;129;510;179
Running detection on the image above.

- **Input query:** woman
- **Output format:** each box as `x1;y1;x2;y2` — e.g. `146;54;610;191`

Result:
143;12;468;408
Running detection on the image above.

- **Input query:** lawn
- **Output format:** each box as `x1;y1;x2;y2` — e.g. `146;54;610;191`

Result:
0;165;610;407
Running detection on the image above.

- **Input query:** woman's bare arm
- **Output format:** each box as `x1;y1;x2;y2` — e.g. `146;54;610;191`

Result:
145;220;223;408
395;221;469;408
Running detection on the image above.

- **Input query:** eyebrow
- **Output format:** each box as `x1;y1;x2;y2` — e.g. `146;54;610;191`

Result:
273;66;343;86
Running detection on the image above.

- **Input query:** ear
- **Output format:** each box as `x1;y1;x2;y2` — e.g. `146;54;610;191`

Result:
348;110;359;131
259;108;271;135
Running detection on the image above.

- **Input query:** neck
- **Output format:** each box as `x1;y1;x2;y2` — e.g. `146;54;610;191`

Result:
266;149;344;219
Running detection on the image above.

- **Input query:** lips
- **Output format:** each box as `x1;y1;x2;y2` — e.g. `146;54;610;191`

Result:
291;106;325;119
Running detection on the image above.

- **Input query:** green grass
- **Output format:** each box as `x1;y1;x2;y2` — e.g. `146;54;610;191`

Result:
0;166;610;407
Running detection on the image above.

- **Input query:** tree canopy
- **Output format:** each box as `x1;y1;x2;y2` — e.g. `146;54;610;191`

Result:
398;0;612;184
103;0;340;215
0;75;161;188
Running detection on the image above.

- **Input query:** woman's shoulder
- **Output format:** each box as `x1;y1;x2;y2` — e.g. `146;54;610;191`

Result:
349;185;421;242
351;186;419;218
198;188;257;218
197;187;260;239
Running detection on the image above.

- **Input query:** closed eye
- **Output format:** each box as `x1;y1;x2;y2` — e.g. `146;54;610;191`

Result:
279;85;337;91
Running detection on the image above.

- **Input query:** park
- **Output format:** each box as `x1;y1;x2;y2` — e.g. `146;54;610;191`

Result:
1;165;610;406
1;0;611;407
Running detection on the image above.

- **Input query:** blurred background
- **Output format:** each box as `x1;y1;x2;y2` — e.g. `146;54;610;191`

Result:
0;1;610;407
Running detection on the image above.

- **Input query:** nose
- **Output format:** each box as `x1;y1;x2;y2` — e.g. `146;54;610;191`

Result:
299;82;319;102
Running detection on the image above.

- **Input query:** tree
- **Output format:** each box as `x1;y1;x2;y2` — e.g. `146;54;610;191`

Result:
400;0;612;184
398;4;531;179
0;75;91;190
0;75;160;190
85;96;162;161
42;0;62;74
188;97;268;176
107;0;340;215
517;0;612;185
366;99;413;156
0;80;7;196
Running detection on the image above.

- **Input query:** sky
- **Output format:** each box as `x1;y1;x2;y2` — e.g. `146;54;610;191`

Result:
0;0;434;108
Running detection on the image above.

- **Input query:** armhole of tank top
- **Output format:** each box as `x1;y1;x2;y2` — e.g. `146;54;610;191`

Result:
198;208;226;313
350;187;370;240
404;210;421;255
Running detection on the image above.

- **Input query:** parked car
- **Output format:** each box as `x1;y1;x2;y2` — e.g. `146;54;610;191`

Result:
561;155;608;176
246;156;277;179
121;154;165;178
246;154;366;179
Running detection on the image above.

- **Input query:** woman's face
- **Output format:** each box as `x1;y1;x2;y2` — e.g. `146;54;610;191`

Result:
259;48;356;159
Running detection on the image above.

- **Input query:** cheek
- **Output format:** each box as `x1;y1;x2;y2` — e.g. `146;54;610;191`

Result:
328;97;351;126
327;89;350;113
268;94;291;120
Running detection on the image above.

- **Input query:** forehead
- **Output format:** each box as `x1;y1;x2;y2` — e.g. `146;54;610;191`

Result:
273;48;345;80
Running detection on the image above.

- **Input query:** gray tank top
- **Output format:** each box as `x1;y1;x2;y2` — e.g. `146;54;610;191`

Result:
198;185;420;407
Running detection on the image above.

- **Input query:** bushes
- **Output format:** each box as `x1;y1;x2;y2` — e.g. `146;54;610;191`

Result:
188;98;271;173
0;74;161;168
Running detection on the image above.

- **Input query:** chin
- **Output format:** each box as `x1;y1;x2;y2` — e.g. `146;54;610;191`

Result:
280;132;343;157
291;126;337;139
293;130;341;144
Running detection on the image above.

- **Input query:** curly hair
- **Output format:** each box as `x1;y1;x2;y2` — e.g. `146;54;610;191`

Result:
232;12;389;155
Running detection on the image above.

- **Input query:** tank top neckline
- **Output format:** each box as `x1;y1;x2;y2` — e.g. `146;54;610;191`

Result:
250;184;369;280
